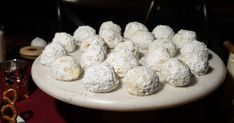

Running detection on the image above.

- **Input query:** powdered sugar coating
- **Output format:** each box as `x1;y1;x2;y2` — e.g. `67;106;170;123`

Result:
82;63;119;93
99;21;121;34
99;29;123;48
73;25;96;45
129;31;154;51
172;29;197;48
52;56;82;81
114;39;139;58
80;35;106;52
124;22;148;39
40;42;66;66
52;32;76;53
80;44;107;69
144;47;171;72
148;39;178;57
31;37;47;48
106;51;138;77
159;58;191;87
180;40;209;61
152;25;175;40
180;54;209;76
123;66;159;96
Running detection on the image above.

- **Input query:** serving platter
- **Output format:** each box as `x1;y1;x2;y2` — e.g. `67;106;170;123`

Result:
31;49;226;111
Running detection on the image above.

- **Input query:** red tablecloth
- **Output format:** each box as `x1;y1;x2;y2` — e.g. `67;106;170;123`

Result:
15;88;103;123
16;89;67;123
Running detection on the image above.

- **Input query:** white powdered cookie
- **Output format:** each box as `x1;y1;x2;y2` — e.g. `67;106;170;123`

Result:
99;21;121;34
124;21;148;39
180;40;209;61
172;29;196;48
82;63;119;93
123;66;159;96
52;32;76;53
180;54;209;76
73;25;96;45
114;39;139;58
159;58;192;87
99;29;123;48
106;51;138;77
80;35;106;52
129;30;154;51
31;37;47;48
144;47;171;72
148;39;178;57
80;44;107;69
40;42;66;67
52;56;82;81
152;25;175;40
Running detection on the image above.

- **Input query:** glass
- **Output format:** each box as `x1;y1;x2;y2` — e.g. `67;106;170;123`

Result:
0;59;30;101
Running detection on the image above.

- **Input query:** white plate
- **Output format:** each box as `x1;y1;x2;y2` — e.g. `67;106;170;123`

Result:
31;49;226;111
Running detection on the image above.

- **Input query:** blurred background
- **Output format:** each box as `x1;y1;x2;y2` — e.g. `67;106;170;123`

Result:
1;0;234;122
1;0;234;63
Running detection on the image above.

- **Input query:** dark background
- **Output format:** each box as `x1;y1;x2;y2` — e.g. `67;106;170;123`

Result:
2;0;234;63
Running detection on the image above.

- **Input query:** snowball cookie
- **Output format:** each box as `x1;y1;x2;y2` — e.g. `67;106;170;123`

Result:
114;39;139;58
82;63;119;93
123;66;159;96
180;40;209;61
148;39;178;57
129;30;154;51
80;44;107;69
52;56;82;81
180;54;209;76
73;25;96;45
144;47;171;72
40;42;66;67
172;29;197;48
124;21;148;39
99;29;123;48
99;21;121;34
106;51;138;77
152;25;175;40
159;58;192;87
52;32;76;53
31;37;47;48
80;35;106;52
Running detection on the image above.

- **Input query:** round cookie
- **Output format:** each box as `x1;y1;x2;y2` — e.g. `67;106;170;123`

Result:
152;25;175;40
52;32;76;53
99;21;121;34
73;25;96;45
172;29;197;48
80;35;107;52
124;21;148;39
20;46;42;59
105;51;138;77
52;56;82;81
158;58;192;87
148;39;178;57
82;63;119;93
80;44;107;69
99;29;122;48
31;37;47;48
144;47;171;72
114;39;139;59
123;66;159;96
180;54;209;76
40;42;66;67
129;30;154;51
